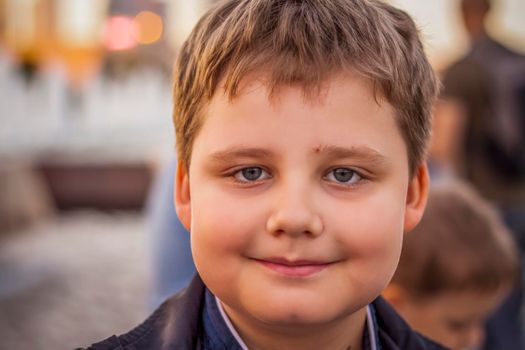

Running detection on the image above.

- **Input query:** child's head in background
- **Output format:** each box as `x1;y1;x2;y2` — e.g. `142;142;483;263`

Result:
384;181;519;350
172;0;439;348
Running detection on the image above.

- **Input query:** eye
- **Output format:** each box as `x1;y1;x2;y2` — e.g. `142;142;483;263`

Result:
233;167;271;183
325;167;362;185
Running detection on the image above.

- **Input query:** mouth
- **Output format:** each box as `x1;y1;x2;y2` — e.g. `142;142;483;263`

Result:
253;257;336;277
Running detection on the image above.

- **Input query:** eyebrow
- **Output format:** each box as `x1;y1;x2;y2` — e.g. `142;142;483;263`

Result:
209;147;275;162
315;144;388;165
209;144;388;165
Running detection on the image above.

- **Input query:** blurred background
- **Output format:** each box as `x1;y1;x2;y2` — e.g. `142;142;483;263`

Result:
0;0;524;349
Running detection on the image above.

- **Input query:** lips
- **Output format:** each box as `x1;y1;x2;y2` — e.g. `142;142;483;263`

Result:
254;257;335;277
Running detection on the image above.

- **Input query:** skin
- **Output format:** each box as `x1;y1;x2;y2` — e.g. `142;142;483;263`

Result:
175;73;429;350
385;285;510;350
430;99;467;170
461;0;490;40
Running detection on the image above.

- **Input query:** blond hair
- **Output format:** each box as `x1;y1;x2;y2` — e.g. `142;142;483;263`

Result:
173;0;438;174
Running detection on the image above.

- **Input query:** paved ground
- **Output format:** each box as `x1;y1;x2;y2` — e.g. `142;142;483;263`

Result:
0;212;151;350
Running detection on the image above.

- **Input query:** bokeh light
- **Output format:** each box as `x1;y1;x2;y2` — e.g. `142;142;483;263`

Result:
134;11;163;45
103;15;138;51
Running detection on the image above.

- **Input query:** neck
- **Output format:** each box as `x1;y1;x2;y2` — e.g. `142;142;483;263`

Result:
468;27;487;42
222;303;367;350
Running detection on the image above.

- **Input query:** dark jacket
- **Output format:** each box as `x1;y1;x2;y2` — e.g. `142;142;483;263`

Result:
83;275;448;350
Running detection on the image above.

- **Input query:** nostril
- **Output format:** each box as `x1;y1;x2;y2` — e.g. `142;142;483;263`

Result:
266;212;324;237
273;228;285;236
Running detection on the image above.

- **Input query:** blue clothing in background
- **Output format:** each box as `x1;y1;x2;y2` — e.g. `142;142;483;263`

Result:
147;159;195;309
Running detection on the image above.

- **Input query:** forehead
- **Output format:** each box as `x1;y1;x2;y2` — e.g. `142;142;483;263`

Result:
205;72;387;125
215;69;384;109
191;72;409;171
204;70;392;122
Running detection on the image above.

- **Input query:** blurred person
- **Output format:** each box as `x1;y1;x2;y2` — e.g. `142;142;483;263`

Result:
434;0;525;206
383;181;519;350
432;0;525;348
146;158;195;308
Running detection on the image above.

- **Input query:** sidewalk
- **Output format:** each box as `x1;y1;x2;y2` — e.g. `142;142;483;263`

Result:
0;212;150;350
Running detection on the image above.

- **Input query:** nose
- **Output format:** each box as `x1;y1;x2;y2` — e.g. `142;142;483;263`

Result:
266;182;323;237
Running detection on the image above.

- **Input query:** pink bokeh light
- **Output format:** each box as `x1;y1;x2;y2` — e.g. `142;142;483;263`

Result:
102;16;138;51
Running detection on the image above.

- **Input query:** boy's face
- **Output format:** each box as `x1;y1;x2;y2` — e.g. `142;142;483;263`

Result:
176;73;428;331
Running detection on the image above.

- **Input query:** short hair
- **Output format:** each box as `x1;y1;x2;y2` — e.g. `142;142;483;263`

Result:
173;0;439;175
391;180;519;299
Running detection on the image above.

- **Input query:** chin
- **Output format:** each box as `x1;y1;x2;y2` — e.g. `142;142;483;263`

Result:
257;310;334;328
250;297;350;327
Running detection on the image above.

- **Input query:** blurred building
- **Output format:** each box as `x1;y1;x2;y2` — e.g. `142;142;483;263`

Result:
0;0;523;220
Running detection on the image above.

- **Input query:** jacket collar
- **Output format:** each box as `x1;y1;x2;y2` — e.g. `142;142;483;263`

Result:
86;274;447;350
161;274;206;349
160;275;446;350
373;297;446;350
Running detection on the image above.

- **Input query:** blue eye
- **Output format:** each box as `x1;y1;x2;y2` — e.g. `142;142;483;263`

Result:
325;168;362;184
233;167;270;182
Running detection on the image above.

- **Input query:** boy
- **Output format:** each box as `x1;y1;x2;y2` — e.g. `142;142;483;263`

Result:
85;0;444;349
383;181;519;350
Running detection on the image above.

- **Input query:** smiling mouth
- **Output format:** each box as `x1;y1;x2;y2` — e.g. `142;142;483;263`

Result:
254;258;335;277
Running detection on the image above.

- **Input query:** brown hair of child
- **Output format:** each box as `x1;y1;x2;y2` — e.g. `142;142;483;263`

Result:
391;180;519;299
172;0;439;175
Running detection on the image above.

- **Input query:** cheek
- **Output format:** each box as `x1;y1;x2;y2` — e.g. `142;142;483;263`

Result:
188;184;272;299
421;311;457;347
189;185;266;260
338;194;404;251
331;189;406;280
188;194;245;293
406;305;446;336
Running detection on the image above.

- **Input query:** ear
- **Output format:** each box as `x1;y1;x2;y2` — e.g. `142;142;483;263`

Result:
174;161;191;231
403;162;429;233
